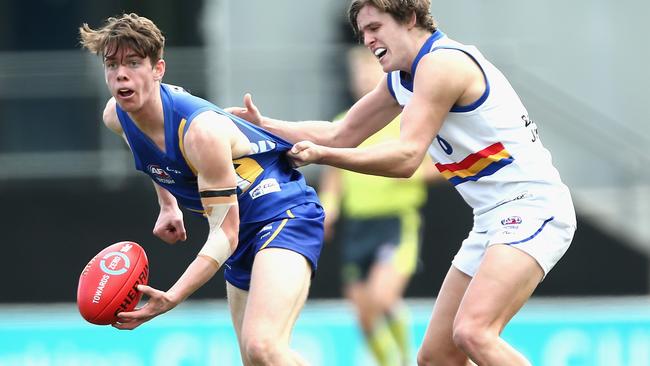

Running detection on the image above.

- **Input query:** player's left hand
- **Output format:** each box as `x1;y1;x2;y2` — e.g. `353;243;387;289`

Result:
288;141;323;167
112;285;177;330
224;93;263;126
153;205;187;244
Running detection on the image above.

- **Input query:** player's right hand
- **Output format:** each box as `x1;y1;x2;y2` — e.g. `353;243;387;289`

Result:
153;205;187;244
113;285;177;330
289;140;324;167
224;93;263;125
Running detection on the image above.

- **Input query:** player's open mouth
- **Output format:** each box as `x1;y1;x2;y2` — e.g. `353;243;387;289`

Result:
117;88;135;98
374;47;387;60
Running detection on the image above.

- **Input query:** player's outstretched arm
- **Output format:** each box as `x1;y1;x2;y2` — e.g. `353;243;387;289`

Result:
227;84;401;149
226;93;338;145
114;256;220;329
289;139;425;178
288;51;470;178
113;256;219;330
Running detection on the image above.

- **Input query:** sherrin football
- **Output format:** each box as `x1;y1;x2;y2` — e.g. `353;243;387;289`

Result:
77;241;149;325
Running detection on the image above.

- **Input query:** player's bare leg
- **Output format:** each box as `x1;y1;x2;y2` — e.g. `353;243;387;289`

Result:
366;262;410;325
366;262;411;365
226;282;248;362
452;244;541;365
417;266;474;366
345;263;407;366
240;247;312;366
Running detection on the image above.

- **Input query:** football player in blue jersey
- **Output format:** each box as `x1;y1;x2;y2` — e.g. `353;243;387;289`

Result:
80;13;324;365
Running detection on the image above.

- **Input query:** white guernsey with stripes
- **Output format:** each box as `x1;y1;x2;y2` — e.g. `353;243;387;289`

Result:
387;31;565;215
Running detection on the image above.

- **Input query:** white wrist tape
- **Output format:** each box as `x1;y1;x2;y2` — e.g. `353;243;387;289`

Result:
199;227;231;266
198;201;235;266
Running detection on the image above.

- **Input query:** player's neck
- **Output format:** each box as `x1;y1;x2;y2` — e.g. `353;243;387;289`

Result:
129;84;166;151
408;30;434;64
128;84;164;132
395;30;434;74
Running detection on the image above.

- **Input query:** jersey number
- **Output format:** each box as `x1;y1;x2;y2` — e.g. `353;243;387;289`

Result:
437;135;453;155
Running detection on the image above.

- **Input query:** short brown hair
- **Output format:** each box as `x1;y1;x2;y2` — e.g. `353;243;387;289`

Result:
79;13;165;64
348;0;436;40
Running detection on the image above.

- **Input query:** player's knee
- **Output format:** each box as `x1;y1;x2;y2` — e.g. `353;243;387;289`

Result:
243;337;282;365
452;320;493;355
367;290;397;313
416;349;437;366
373;295;394;312
416;344;467;366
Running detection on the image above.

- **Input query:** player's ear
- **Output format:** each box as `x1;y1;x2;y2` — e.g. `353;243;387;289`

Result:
153;59;165;81
407;11;417;30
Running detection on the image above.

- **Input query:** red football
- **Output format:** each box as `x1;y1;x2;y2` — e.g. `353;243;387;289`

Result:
77;241;149;325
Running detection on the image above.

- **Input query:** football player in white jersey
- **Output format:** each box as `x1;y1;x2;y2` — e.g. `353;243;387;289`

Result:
229;0;576;365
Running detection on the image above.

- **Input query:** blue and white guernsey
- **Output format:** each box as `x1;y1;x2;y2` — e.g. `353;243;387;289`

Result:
387;30;568;215
116;84;319;223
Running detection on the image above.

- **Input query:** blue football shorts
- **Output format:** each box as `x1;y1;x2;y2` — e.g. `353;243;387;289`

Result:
224;202;325;290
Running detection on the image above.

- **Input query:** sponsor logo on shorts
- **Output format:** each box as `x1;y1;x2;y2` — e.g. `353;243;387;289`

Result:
147;164;175;184
249;178;281;199
501;216;522;226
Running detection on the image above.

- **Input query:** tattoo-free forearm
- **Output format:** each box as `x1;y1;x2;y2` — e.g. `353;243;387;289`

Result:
320;140;424;178
153;182;178;208
165;256;219;305
261;117;340;146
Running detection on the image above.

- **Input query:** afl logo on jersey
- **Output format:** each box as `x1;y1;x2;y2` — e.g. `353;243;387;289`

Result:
147;164;175;184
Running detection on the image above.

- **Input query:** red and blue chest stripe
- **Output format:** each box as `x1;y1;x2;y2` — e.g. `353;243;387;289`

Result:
435;142;514;186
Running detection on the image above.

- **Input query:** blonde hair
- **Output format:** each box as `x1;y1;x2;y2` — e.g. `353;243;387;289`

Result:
79;13;165;64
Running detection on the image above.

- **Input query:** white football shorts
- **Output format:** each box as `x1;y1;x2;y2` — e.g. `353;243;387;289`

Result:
452;186;577;279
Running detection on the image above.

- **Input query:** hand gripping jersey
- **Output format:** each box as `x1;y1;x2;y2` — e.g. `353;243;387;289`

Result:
116;84;320;223
387;30;567;215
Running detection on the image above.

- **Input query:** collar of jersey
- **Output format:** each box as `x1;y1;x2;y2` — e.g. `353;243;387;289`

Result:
400;29;446;86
